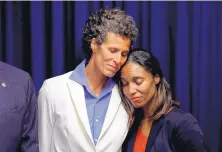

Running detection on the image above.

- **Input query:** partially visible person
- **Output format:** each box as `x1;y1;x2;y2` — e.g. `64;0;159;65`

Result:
38;8;138;152
0;61;38;152
117;48;210;152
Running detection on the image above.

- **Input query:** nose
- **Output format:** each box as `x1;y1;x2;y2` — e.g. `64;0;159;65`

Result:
113;53;122;65
128;83;137;95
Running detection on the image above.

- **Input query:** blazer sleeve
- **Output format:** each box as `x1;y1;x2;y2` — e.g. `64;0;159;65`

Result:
21;75;39;152
38;81;55;152
173;113;211;152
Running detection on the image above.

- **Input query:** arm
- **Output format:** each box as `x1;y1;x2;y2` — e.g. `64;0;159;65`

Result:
38;81;55;152
173;113;211;152
21;75;38;152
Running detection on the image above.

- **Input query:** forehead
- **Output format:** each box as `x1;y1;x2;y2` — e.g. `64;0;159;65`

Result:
102;32;131;50
121;62;151;79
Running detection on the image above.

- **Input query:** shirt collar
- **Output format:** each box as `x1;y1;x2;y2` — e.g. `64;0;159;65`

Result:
69;59;116;97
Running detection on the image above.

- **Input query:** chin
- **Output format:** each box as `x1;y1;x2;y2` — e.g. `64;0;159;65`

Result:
132;103;144;109
104;70;116;77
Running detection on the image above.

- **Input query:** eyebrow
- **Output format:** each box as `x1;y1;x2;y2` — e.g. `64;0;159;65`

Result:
109;47;129;52
120;76;143;81
133;76;144;81
133;76;143;79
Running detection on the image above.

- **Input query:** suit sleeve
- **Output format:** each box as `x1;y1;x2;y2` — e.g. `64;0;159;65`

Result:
21;75;39;152
174;113;211;152
38;81;55;152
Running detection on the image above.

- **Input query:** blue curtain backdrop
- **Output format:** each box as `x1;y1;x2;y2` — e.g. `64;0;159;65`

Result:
0;1;221;151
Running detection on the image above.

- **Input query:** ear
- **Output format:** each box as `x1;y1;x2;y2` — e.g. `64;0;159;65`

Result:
154;75;160;85
91;38;98;53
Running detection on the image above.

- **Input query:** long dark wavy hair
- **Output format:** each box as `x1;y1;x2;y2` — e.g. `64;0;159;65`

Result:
116;48;180;126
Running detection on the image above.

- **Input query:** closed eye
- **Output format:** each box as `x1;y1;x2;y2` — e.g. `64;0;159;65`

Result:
109;48;117;53
134;78;144;85
121;51;129;57
121;79;128;86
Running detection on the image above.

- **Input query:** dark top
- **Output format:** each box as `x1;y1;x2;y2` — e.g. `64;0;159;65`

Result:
122;108;210;152
0;62;38;152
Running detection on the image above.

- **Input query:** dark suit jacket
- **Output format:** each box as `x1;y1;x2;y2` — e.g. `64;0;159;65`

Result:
122;108;210;152
0;62;38;152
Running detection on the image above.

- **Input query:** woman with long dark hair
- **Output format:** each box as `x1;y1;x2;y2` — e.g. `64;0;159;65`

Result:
117;48;209;152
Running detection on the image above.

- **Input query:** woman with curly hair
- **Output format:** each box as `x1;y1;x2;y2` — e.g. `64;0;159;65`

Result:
38;8;138;152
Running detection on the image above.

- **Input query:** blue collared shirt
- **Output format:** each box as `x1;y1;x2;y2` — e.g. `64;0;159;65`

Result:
69;59;116;145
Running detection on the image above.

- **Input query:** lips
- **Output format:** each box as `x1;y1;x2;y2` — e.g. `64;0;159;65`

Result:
130;97;141;103
108;65;118;72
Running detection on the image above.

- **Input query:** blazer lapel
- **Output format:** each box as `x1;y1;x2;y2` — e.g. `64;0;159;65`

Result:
98;85;121;140
146;117;164;152
126;132;137;152
67;80;94;143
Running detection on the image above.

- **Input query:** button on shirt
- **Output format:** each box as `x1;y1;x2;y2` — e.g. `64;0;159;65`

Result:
69;59;116;145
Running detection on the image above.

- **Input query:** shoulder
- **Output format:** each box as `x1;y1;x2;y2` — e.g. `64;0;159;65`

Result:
164;108;199;126
44;71;72;83
0;61;32;86
160;108;204;138
165;108;206;145
0;61;30;78
38;71;75;98
164;109;209;151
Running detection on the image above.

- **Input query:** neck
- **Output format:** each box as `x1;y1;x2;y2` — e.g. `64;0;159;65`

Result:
142;104;153;128
143;106;152;120
85;57;108;96
143;96;156;119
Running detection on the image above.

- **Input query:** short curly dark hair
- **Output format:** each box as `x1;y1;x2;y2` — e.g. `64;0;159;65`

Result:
82;8;138;60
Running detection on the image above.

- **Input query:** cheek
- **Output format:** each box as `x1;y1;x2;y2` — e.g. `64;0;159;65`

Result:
139;83;153;96
96;47;108;59
122;87;129;98
120;57;127;66
101;49;113;60
139;84;150;93
143;83;156;99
